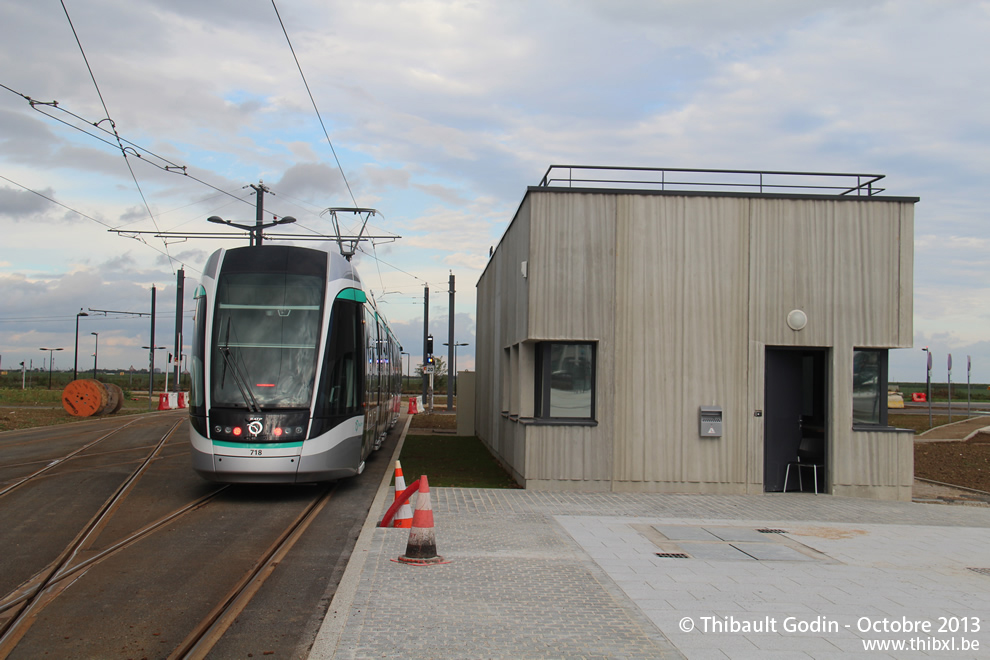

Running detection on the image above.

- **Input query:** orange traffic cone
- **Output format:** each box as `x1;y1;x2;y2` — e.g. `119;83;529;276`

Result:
396;475;448;565
407;396;418;414
392;461;413;528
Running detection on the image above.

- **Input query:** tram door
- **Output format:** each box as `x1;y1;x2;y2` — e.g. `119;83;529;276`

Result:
764;348;828;492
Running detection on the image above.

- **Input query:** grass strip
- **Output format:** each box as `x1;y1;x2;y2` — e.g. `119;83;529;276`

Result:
396;434;518;489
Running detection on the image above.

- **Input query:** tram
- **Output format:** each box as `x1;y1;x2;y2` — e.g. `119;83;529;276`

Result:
188;244;402;483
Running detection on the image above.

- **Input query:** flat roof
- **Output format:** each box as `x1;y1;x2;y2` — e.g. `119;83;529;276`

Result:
527;185;920;204
537;164;920;201
478;166;919;285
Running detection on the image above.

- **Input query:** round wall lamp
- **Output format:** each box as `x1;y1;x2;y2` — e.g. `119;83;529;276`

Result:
786;309;808;331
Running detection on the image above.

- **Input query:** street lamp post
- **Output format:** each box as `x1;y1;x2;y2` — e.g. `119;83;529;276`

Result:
74;309;89;381
207;211;295;247
967;355;972;417
40;347;64;389
443;341;469;405
948;353;953;423
922;347;932;429
142;345;167;408
91;332;99;379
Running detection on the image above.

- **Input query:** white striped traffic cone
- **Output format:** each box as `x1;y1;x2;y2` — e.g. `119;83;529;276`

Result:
392;461;413;528
396;475;447;565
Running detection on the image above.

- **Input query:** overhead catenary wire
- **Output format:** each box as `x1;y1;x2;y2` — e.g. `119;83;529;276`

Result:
59;0;175;275
0;82;259;221
0;312;195;324
0;173;114;229
355;244;428;286
0;173;202;275
5;10;428;296
31;101;254;212
245;4;423;294
119;189;251;230
271;0;359;210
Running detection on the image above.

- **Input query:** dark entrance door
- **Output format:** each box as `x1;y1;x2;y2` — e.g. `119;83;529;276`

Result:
764;348;828;492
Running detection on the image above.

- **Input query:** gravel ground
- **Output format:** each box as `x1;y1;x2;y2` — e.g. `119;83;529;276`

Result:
915;434;990;494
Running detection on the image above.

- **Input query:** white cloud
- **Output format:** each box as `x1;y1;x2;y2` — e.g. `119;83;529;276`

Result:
1;0;989;377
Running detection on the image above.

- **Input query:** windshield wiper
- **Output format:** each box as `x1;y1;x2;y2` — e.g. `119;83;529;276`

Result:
218;345;261;413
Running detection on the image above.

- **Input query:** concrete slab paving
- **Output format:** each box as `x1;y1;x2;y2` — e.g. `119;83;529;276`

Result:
654;525;724;542
312;483;990;659
679;542;757;562
702;527;770;543
730;542;816;561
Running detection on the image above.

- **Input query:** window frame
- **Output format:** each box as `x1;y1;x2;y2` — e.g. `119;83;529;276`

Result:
852;348;889;428
534;341;597;425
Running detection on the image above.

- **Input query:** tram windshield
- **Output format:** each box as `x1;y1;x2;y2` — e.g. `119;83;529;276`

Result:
211;272;324;409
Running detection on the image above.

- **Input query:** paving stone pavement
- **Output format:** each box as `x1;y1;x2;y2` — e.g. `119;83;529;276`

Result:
311;485;990;659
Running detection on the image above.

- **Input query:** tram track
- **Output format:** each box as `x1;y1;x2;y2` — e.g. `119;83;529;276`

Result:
1;480;339;659
0;412;403;657
0;417;144;499
0;418;186;655
170;483;337;659
0;485;227;616
0;443;186;476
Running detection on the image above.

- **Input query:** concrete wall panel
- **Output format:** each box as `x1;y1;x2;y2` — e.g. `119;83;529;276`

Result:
475;186;916;500
613;195;749;487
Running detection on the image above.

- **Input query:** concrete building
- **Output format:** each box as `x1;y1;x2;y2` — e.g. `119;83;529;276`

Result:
475;166;917;500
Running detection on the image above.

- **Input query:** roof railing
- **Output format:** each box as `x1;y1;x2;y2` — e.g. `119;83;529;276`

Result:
538;165;886;196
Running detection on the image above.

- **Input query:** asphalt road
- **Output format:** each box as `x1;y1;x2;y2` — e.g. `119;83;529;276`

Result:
0;409;402;659
898;400;990;416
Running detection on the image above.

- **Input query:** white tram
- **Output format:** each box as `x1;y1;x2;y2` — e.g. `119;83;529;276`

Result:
188;244;402;483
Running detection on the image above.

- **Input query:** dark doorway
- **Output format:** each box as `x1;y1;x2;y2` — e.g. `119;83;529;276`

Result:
764;348;828;493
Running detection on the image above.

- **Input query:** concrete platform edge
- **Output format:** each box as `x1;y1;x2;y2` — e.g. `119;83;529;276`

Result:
308;414;411;659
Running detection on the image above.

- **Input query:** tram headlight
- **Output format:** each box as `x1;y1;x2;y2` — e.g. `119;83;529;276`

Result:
232;426;242;437
273;427;283;437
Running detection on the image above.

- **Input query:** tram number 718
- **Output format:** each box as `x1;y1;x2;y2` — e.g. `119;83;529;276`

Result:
250;449;263;456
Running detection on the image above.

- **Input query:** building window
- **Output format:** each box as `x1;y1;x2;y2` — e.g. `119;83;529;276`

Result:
535;342;596;421
852;349;888;427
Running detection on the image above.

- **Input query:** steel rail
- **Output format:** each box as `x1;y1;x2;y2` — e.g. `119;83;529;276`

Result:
0;418;185;655
0;416;144;499
0;442;171;473
169;483;337;659
0;485;227;615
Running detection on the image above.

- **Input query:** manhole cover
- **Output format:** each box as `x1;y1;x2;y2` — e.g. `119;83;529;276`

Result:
757;528;788;534
655;552;690;559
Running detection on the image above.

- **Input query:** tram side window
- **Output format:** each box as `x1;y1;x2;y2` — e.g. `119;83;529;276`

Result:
320;299;363;416
365;308;379;404
189;287;207;410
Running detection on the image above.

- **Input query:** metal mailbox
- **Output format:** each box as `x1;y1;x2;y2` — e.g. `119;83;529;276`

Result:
700;406;722;437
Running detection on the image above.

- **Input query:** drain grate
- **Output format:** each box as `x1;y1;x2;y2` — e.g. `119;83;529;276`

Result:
655;552;690;559
968;567;990;576
757;528;788;534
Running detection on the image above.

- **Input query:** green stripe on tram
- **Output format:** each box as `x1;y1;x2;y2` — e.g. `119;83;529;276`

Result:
336;287;367;303
213;441;304;449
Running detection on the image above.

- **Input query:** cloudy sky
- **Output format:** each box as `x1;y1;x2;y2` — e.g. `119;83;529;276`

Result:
1;0;988;384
